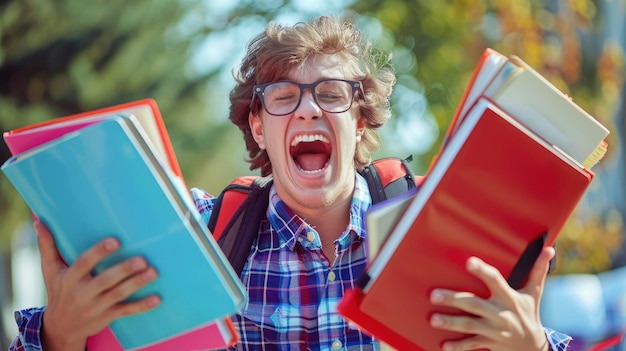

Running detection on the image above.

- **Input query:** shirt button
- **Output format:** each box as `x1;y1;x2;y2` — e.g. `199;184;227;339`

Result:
306;231;316;242
331;339;343;350
328;271;336;282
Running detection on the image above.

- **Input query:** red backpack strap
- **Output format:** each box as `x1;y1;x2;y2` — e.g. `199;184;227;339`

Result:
360;156;418;204
369;158;413;188
208;176;257;241
208;176;273;276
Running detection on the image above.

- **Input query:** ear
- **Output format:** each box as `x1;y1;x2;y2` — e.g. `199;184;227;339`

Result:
249;111;266;150
356;117;366;143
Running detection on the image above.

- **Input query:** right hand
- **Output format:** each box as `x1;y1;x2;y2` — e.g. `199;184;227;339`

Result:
36;221;161;351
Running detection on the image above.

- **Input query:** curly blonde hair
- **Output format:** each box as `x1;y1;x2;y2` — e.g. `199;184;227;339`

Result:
229;15;396;176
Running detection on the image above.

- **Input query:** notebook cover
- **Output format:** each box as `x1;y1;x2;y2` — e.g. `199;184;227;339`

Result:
2;116;246;350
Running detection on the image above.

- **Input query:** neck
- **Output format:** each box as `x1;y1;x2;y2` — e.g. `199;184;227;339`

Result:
302;195;352;260
303;196;352;242
271;172;357;258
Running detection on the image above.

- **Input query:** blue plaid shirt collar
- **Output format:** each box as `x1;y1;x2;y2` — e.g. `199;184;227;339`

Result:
266;173;372;252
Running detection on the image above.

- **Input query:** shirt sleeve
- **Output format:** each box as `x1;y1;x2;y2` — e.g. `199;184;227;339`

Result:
544;327;572;351
190;187;216;226
9;307;46;351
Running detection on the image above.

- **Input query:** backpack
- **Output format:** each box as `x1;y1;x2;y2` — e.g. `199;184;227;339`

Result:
208;156;420;276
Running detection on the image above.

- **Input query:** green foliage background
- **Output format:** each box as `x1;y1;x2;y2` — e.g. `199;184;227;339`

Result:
1;0;624;275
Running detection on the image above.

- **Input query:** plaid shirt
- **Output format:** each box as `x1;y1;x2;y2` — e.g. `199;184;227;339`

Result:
193;174;376;350
10;174;571;351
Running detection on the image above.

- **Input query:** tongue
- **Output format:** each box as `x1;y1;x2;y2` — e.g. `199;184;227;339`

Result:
296;153;327;171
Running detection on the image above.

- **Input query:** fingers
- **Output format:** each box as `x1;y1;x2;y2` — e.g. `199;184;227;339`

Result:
522;246;555;298
429;290;500;341
429;309;500;351
36;221;124;287
428;257;511;324
92;263;160;324
465;256;515;305
67;294;162;336
430;253;552;319
428;257;522;336
105;295;162;321
430;289;498;316
67;237;120;284
92;261;161;322
464;247;555;299
89;257;158;304
434;334;492;351
430;252;555;350
35;222;162;346
36;221;66;282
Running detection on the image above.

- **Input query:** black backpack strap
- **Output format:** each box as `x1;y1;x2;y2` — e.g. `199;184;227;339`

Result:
209;176;273;277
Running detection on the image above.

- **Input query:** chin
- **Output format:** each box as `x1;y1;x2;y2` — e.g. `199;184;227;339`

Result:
282;182;337;210
276;161;354;209
296;187;332;205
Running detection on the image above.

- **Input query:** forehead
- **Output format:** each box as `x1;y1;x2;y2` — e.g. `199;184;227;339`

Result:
287;54;355;82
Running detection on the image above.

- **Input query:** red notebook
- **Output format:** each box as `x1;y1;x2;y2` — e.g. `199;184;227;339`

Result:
3;99;239;350
446;48;507;141
338;98;595;351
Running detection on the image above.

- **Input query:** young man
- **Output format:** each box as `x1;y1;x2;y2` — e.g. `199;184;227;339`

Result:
10;16;570;351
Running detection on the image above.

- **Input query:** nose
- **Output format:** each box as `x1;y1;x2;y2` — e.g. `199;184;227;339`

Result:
295;90;321;119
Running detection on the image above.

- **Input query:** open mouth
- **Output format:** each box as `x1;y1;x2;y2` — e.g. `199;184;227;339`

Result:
290;134;331;174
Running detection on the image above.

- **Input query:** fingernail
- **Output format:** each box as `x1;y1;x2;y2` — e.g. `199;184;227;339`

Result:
430;290;444;303
442;344;454;351
467;257;479;271
131;257;146;271
142;268;157;282
147;296;161;308
431;314;444;327
104;238;119;251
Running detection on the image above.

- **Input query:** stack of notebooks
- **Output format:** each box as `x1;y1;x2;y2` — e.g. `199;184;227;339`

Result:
337;48;610;350
1;99;247;351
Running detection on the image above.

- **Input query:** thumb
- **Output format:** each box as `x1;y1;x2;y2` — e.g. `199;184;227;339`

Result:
35;221;66;282
521;246;555;299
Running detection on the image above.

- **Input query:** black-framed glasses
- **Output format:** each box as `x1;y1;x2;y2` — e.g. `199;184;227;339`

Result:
251;79;364;116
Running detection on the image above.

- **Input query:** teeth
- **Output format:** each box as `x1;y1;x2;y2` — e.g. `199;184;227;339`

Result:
290;134;330;146
299;161;330;174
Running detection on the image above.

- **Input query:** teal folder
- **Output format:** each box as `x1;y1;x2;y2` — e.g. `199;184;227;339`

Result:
1;115;247;350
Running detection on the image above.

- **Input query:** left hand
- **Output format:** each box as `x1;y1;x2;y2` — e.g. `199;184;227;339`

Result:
429;246;555;351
